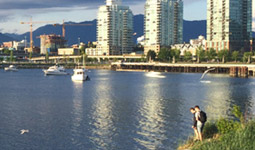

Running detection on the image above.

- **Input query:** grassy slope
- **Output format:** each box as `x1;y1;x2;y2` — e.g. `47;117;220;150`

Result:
179;121;255;150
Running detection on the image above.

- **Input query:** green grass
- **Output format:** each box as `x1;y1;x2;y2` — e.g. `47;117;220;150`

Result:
179;105;255;150
191;121;255;150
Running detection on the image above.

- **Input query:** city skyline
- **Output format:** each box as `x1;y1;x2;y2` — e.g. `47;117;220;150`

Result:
0;0;254;34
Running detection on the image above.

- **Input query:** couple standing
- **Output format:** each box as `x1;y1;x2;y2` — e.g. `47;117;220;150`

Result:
190;105;207;141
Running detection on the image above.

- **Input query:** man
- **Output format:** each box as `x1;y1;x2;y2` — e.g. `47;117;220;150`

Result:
194;105;206;141
190;107;198;141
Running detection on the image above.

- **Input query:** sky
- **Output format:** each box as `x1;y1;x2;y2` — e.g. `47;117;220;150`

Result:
0;0;254;34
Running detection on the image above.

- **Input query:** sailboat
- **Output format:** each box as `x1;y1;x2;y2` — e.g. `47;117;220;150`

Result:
71;54;89;81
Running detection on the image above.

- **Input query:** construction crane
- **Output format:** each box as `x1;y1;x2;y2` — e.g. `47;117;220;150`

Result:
21;18;55;52
53;20;92;38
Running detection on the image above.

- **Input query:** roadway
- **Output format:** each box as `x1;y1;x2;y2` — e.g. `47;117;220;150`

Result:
30;55;144;61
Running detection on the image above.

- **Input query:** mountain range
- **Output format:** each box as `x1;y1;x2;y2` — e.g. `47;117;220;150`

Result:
0;14;254;46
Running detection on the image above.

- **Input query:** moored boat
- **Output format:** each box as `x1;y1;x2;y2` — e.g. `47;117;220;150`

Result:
4;65;18;71
43;65;68;75
71;54;89;81
71;68;88;81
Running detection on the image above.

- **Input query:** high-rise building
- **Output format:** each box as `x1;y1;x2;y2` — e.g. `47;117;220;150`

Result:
144;0;183;54
96;0;133;55
206;0;253;52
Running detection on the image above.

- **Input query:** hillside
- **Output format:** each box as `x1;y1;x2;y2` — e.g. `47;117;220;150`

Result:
0;15;254;46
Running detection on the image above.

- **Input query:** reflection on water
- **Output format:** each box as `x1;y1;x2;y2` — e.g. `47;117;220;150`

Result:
71;82;84;145
203;76;254;121
135;77;166;149
205;78;232;120
200;80;211;84
90;75;114;149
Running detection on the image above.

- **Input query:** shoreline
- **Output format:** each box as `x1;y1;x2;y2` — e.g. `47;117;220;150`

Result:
111;62;255;77
0;62;111;70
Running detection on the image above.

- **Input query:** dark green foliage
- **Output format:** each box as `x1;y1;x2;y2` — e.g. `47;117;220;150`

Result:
203;122;218;139
218;49;229;63
206;48;217;62
231;51;239;62
45;51;49;62
10;50;14;62
232;105;245;124
3;49;10;54
216;118;241;134
243;52;253;63
29;52;32;60
158;47;171;62
80;45;86;55
183;51;192;62
196;47;206;63
171;48;181;62
146;50;156;61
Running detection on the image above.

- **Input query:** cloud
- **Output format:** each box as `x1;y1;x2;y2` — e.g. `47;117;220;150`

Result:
183;0;203;4
0;0;143;20
0;0;146;10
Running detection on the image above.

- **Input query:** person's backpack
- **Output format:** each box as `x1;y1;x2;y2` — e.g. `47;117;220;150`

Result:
199;111;207;123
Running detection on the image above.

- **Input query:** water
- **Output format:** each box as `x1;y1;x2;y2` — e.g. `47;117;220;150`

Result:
0;69;255;150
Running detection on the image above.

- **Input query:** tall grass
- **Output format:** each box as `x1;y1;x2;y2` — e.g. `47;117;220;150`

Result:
192;121;255;150
178;105;255;150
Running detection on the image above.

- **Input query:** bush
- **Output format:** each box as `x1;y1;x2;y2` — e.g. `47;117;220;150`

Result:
216;118;241;134
203;122;218;138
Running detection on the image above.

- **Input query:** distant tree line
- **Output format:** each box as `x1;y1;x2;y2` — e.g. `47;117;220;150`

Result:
146;47;255;64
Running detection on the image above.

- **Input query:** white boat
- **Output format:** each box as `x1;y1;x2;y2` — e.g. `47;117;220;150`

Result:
145;72;166;78
4;65;18;71
72;54;89;81
71;68;88;81
43;65;68;75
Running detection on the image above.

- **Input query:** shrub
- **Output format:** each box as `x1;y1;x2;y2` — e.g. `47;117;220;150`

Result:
203;122;218;138
216;118;240;134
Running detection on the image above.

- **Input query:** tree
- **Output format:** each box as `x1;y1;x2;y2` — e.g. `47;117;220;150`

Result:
243;52;253;63
231;51;239;63
206;48;217;62
146;50;156;62
183;51;192;62
141;54;146;62
10;50;14;62
80;45;86;55
158;47;171;62
29;52;32;60
170;48;181;63
45;51;49;62
196;46;205;63
218;49;229;63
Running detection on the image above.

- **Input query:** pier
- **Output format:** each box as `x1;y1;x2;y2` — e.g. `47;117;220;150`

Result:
111;62;255;78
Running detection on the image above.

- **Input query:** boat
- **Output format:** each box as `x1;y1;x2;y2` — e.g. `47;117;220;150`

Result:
145;72;166;78
4;65;18;71
43;65;68;75
71;54;89;81
71;68;88;81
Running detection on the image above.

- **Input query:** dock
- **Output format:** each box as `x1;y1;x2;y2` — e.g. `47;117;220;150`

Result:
111;62;255;78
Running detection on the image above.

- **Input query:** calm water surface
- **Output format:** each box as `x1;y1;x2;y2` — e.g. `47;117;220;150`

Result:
0;69;255;150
